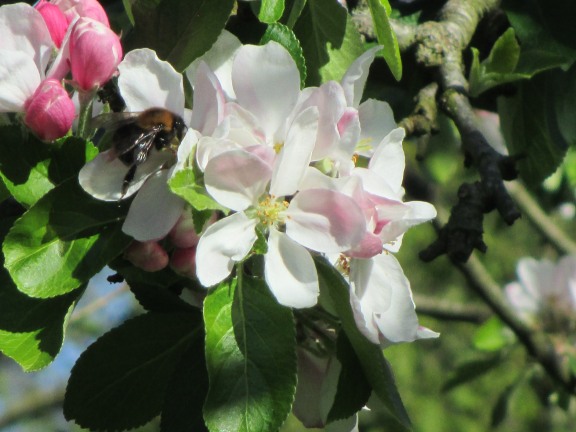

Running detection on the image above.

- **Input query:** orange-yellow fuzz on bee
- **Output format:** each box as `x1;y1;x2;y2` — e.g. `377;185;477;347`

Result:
254;195;289;228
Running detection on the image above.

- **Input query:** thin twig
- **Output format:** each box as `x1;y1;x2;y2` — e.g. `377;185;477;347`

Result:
413;294;491;324
506;181;576;255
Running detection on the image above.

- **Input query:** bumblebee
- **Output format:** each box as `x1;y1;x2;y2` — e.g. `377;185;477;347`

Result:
96;108;187;195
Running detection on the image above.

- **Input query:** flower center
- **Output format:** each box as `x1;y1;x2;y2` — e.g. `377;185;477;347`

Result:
254;195;288;228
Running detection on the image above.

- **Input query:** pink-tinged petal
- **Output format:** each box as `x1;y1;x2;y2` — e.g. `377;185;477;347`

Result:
196;212;257;287
35;0;69;48
118;49;184;115
286;189;366;253
368;128;406;194
69;17;122;91
53;0;110;26
24;78;75;141
350;253;439;345
270;106;319;197
357;99;396;155
79;149;174;201
169;209;200;248
124;241;169;272
232;42;301;139
0;50;42;112
185;30;241;100
346;232;383;258
204;149;272;211
190;62;225;136
123;170;186;241
341;45;382;107
265;229;319;308
196;136;243;172
0;4;54;74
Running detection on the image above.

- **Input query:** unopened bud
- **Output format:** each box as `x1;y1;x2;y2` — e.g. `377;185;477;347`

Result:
35;0;68;48
24;79;75;141
125;241;169;272
69;17;122;91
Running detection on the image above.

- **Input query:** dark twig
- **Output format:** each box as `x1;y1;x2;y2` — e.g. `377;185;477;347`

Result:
413;294;491;324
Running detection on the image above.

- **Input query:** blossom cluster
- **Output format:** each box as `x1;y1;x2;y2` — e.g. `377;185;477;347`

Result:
0;0;437;350
77;30;439;346
0;1;121;140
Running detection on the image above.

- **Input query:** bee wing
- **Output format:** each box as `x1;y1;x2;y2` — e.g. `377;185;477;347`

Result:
90;111;141;131
131;125;164;164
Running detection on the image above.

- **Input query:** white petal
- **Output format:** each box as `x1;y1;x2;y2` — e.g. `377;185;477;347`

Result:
196;212;257;287
118;49;184;115
123;170;186;241
185;29;241;100
204;148;272;211
341;46;382;107
264;229;319;308
286;189;366;253
516;258;552;303
232;41;300;139
270;106;319;197
350;254;439;345
78;149;174;201
377;200;437;245
358;99;396;155
0;4;53;75
0;50;40;111
368;128;406;193
190;62;225;136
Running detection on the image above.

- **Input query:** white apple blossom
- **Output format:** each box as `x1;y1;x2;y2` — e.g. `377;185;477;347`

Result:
505;255;576;329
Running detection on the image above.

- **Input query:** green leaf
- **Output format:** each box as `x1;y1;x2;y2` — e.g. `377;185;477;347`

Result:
366;0;402;80
0;177;9;203
468;28;530;97
327;331;371;423
503;0;576;74
442;354;502;392
0;128;97;207
203;275;297;432
261;22;307;86
473;317;513;352
257;0;285;24
315;257;411;430
169;168;227;212
3;179;131;298
498;70;570;185
110;257;196;313
64;311;202;431
293;0;364;86
0;217;83;371
553;63;576;147
124;0;235;71
161;333;209;432
491;382;517;427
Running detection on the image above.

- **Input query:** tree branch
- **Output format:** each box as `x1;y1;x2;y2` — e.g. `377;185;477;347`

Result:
413;294;491;324
505;181;576;255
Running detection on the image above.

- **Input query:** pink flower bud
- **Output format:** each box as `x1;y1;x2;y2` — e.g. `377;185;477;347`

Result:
24;79;75;141
169;210;216;248
35;0;69;48
170;246;197;279
53;0;110;27
124;241;169;272
69;17;122;91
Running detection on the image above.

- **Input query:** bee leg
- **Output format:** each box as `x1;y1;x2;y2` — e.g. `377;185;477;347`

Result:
122;165;137;197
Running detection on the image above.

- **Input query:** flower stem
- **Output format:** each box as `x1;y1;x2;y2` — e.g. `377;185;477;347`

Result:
77;90;95;140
